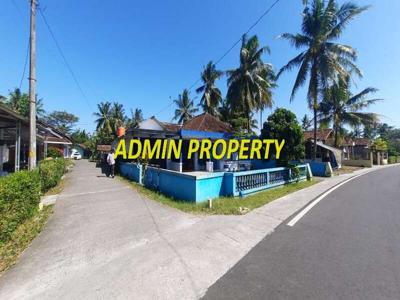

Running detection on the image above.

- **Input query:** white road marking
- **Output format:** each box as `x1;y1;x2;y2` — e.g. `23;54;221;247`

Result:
287;173;366;227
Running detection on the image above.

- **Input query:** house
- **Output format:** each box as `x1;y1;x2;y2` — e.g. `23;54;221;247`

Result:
118;112;311;202
303;129;342;168
123;113;234;173
0;103;72;175
341;137;372;160
341;137;388;166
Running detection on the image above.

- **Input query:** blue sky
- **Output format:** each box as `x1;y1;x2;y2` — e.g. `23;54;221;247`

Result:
1;0;399;132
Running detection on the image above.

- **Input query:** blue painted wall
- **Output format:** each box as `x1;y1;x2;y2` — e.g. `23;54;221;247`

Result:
195;174;225;202
120;162;142;184
307;161;332;177
120;163;311;203
144;167;197;201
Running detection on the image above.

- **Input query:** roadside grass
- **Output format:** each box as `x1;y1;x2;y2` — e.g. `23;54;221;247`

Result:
120;177;318;215
334;165;363;176
0;205;53;274
45;177;67;196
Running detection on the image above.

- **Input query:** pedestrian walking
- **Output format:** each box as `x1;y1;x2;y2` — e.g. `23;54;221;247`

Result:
107;148;116;178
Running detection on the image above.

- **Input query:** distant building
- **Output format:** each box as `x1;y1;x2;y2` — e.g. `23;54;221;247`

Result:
0;103;72;175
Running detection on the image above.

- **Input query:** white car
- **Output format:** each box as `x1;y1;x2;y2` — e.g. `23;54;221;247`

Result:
71;152;82;160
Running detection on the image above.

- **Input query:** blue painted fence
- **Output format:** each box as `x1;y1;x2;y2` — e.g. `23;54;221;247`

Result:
119;163;310;203
224;164;309;197
120;162;143;184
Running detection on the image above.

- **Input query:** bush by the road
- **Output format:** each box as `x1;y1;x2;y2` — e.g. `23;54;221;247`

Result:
47;146;63;158
39;158;66;193
0;170;41;244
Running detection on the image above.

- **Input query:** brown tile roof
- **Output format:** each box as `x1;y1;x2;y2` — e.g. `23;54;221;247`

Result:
159;121;182;132
182;113;232;133
44;136;72;144
303;129;333;141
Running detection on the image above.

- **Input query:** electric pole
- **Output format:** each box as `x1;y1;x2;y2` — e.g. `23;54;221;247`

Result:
28;0;37;170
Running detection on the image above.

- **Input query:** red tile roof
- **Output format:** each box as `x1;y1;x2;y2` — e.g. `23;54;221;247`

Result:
303;129;333;141
182;113;232;133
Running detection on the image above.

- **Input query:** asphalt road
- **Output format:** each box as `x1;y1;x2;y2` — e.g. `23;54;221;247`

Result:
203;165;400;300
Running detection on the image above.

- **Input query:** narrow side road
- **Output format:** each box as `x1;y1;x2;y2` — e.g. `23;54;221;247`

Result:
203;165;400;300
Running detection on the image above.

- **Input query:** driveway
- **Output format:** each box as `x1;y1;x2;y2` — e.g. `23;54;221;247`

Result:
203;165;400;300
0;161;394;299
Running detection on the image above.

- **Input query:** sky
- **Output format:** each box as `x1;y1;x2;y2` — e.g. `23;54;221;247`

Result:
1;0;399;133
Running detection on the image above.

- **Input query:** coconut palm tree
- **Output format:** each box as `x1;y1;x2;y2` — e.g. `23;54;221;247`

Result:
277;0;368;159
5;88;45;118
319;76;381;147
111;102;126;130
93;101;113;136
128;108;144;128
173;89;198;124
196;61;223;116
226;34;275;132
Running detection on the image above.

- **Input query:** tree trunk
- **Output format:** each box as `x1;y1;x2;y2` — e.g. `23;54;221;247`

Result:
334;125;339;148
313;106;317;160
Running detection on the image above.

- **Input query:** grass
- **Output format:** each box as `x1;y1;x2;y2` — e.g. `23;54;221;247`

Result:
0;205;53;274
45;177;67;196
333;165;363;176
121;177;318;215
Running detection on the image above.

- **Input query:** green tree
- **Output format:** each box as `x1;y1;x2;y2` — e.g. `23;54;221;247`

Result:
173;89;198;124
277;0;368;159
111;102;126;130
128;108;144;128
196;61;223;116
71;129;90;144
319;76;381;147
93;101;113;137
301;114;312;131
227;35;275;133
218;98;230;123
4;88;45;118
44;110;79;134
372;138;388;151
261;108;305;165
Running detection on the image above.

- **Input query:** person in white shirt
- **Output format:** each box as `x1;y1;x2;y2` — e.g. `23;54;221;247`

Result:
106;149;116;178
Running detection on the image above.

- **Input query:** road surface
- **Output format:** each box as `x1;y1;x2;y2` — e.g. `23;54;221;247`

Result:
203;165;400;300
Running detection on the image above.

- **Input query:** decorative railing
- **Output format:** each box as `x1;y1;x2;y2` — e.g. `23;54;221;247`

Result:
230;164;309;196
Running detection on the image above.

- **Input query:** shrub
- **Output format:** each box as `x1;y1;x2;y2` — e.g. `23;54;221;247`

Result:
39;158;66;192
47;147;63;158
0;170;41;244
388;156;398;164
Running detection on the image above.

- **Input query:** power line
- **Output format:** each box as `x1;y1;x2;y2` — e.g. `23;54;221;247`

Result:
19;37;30;90
10;0;24;17
156;0;283;117
37;5;94;110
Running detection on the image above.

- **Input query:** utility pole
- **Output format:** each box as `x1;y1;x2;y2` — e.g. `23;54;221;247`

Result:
28;0;37;170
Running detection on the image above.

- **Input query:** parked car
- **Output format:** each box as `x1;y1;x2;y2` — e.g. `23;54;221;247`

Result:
71;152;82;160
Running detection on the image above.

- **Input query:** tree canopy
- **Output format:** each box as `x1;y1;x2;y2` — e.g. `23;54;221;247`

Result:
261;108;305;165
